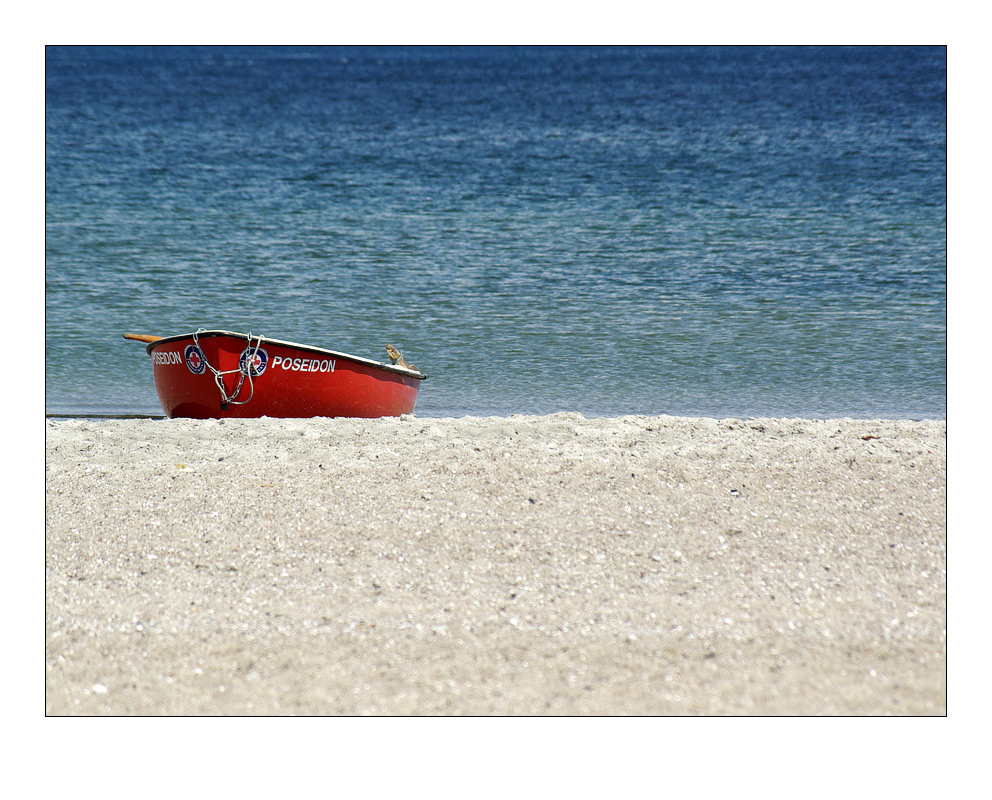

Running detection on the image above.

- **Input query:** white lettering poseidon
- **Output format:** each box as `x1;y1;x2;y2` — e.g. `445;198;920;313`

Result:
272;356;336;373
152;351;183;365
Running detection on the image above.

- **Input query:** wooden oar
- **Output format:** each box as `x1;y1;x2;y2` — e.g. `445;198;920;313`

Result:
123;333;164;343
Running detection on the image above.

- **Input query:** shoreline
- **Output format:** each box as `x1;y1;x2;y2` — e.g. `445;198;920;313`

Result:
44;412;949;420
46;413;946;715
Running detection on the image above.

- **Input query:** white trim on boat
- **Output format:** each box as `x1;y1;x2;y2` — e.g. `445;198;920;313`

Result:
146;330;426;378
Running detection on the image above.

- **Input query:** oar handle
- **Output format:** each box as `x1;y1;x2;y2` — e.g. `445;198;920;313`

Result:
123;333;164;343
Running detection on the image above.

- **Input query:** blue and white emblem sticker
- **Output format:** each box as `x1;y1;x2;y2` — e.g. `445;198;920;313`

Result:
239;347;269;377
184;344;206;375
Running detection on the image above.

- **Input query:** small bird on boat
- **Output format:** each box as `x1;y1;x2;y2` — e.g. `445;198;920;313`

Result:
385;344;416;371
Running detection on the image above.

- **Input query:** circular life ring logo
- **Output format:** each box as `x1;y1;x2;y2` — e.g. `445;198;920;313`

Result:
184;344;206;375
239;347;268;377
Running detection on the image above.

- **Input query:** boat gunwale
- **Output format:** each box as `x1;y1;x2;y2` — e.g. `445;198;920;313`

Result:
145;330;426;379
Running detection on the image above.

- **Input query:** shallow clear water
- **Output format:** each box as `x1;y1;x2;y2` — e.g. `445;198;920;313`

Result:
46;46;946;418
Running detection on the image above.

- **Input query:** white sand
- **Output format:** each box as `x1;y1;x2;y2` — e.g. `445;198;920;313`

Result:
45;413;945;715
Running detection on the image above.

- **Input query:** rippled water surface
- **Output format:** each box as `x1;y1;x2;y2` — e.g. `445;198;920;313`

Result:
46;46;946;418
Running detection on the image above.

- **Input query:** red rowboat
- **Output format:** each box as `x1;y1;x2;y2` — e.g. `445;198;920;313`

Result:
124;329;425;419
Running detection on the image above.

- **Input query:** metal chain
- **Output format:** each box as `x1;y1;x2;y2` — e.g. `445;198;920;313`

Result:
191;329;264;407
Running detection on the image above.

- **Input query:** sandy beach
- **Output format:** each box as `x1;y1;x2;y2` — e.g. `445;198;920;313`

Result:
45;413;945;715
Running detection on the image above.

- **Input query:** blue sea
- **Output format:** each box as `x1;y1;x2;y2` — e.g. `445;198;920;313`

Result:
45;46;946;419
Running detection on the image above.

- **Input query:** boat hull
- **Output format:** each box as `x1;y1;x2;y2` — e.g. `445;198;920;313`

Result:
145;331;424;419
